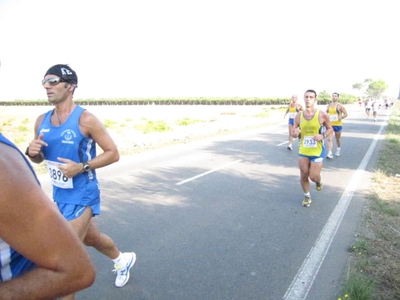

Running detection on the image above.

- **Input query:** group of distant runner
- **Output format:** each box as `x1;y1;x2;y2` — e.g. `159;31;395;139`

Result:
283;91;348;207
361;97;393;121
283;91;395;208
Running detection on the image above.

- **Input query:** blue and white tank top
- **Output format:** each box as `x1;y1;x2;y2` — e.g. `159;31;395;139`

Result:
38;106;100;205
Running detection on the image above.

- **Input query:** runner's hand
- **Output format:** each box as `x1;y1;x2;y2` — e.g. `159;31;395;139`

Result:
57;158;83;178
28;133;47;157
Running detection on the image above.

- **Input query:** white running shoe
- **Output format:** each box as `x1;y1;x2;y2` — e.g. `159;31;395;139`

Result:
113;252;136;287
327;151;333;159
302;196;312;207
335;149;340;157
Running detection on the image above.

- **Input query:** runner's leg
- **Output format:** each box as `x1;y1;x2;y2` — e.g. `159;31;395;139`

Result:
84;219;120;259
299;156;311;193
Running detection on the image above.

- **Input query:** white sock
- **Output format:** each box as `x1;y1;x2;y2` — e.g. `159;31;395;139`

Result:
337;147;341;151
289;144;292;147
112;252;124;265
304;192;310;198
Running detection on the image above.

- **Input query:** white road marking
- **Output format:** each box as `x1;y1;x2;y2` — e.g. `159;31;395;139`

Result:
176;159;242;185
283;116;388;300
277;141;289;146
278;137;299;146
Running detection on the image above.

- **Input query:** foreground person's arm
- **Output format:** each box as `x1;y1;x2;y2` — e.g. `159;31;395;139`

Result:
0;144;95;300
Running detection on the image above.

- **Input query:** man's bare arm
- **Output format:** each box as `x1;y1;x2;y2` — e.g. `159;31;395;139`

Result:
0;144;95;299
321;111;333;137
26;114;46;164
292;114;301;138
340;105;348;119
79;110;120;170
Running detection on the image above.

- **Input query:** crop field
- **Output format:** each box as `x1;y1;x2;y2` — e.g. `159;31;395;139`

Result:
0;104;285;173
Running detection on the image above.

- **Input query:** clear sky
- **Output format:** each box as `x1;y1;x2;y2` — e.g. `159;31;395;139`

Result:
0;0;398;100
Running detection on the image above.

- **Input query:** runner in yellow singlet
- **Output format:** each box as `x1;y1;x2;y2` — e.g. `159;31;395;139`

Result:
326;92;348;158
292;89;333;207
283;95;303;151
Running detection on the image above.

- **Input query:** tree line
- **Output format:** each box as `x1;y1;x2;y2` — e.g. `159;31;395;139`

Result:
0;96;358;106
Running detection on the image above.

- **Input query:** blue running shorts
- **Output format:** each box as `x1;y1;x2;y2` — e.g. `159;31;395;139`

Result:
56;203;100;221
298;145;327;163
332;126;342;132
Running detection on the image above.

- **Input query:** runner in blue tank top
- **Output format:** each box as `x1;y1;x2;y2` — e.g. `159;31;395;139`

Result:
0;132;94;298
27;64;136;298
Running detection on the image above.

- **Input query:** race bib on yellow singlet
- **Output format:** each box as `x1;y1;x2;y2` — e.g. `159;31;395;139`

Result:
303;136;317;148
46;160;73;189
289;112;296;119
329;115;339;122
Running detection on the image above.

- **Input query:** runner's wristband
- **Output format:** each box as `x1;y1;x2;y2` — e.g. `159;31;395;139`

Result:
25;146;38;158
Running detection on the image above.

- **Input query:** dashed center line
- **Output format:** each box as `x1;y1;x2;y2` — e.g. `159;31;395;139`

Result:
176;159;242;185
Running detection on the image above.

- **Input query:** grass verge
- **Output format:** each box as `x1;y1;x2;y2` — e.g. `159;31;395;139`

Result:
338;101;400;300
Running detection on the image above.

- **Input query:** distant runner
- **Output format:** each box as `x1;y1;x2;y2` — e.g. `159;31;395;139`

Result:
284;95;303;151
372;100;378;121
326;92;348;158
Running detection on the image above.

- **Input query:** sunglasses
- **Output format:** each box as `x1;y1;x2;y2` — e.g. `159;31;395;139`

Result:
42;77;67;86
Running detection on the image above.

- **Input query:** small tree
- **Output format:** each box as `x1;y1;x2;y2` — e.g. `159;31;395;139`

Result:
352;83;364;97
318;90;331;104
366;80;388;99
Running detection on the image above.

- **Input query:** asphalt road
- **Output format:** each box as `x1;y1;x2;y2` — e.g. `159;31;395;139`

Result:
39;104;389;300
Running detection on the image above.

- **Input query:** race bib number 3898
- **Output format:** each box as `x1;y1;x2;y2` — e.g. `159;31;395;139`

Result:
46;160;73;189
